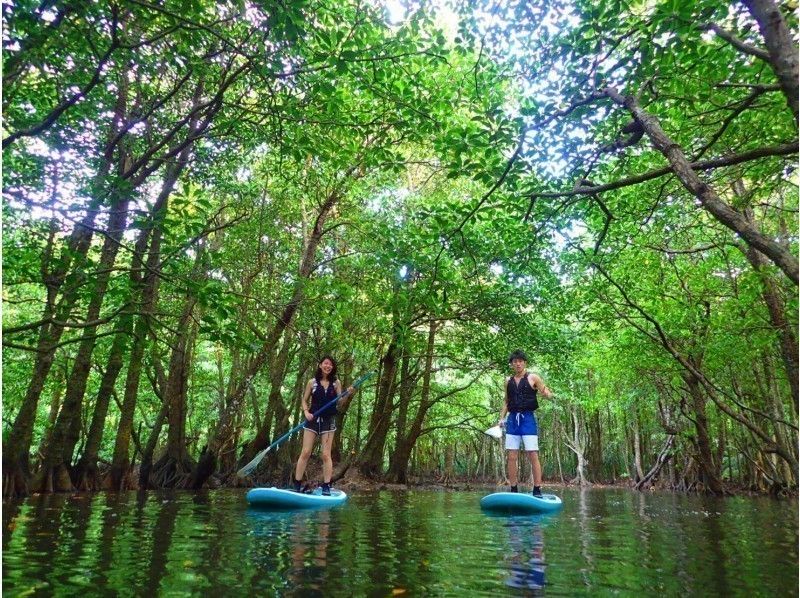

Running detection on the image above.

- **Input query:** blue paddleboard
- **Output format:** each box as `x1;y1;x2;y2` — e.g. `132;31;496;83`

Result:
246;486;348;509
480;492;563;514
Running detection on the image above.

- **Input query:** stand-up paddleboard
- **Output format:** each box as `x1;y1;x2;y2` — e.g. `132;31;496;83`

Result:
246;487;348;509
480;492;563;514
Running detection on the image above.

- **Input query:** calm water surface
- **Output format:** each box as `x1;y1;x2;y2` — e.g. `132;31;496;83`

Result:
3;487;797;596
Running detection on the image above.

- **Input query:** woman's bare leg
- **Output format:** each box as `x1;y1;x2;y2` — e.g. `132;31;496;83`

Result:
294;429;317;481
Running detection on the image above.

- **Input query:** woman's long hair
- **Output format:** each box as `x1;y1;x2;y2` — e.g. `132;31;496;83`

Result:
314;355;338;383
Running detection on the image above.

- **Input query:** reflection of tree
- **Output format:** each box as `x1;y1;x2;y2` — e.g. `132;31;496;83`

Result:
577;488;592;586
503;515;547;594
143;492;181;593
95;493;123;584
2;499;22;553
698;497;731;596
189;492;259;590
4;494;94;593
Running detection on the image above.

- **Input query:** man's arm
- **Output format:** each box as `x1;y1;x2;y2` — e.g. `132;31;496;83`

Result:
499;378;509;424
530;373;553;398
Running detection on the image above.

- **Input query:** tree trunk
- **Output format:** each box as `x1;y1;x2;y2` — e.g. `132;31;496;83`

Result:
219;335;294;486
553;414;565;484
34;194;132;493
355;354;376;453
72;317;132;491
742;0;799;120
632;409;645;483
35;358;67;463
108;223;165;489
635;435;676;491
587;410;603;482
738;207;799;413
595;261;800;482
71;213;156;490
565;404;590;486
683;373;725;494
154;287;200;488
2;204;101;496
762;355;797;487
139;401;169;490
386;348;415;482
358;339;400;477
91;159;187;487
387;321;437;483
441;444;455;485
2;70;134;497
331;354;354;463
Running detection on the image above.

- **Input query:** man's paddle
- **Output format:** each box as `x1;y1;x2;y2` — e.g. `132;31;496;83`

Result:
484;425;503;439
236;370;376;478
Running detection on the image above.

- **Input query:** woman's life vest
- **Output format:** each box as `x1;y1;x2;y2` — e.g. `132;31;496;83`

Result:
310;378;338;417
506;373;539;412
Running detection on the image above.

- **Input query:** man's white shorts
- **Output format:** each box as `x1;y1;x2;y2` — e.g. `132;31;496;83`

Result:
505;434;539;451
504;412;539;451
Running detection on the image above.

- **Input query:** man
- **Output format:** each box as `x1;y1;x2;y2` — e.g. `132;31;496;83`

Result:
499;350;553;496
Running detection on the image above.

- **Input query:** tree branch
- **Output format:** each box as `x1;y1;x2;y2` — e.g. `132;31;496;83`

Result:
532;141;798;199
703;23;770;61
2;7;120;148
604;86;797;283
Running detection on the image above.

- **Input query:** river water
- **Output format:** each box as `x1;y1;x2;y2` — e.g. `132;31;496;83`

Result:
3;487;797;596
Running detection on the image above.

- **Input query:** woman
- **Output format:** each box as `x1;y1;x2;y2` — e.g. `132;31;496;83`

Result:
293;356;355;495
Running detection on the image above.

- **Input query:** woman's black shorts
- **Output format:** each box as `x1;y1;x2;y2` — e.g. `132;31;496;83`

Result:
303;415;336;435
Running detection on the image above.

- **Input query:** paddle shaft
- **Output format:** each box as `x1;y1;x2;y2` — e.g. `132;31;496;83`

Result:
237;370;375;477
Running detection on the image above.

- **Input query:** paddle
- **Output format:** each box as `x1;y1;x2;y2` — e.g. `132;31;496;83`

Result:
236;370;376;478
484;425;503;439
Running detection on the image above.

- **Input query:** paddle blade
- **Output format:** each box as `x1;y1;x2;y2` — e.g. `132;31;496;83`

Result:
484;425;502;439
236;447;270;478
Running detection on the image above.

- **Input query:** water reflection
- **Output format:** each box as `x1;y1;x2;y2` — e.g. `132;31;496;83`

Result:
2;488;797;596
291;509;330;592
502;515;550;594
245;506;333;595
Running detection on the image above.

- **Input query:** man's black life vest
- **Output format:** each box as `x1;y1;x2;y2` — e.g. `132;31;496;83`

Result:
506;373;539;412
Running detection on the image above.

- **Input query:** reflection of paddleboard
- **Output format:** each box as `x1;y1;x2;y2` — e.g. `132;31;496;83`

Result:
246;487;348;509
480;492;563;514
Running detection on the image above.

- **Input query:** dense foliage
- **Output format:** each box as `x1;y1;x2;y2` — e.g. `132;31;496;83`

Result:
3;0;797;497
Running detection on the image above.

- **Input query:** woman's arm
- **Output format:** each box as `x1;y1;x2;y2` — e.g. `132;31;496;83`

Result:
336;380;356;408
302;380;314;421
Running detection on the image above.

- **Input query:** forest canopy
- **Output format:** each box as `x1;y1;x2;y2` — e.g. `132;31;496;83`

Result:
2;0;797;497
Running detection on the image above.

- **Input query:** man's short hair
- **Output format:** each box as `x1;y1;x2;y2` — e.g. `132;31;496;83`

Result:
508;350;528;363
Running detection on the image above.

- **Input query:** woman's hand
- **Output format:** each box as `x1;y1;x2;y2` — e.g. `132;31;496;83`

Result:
304;408;314;422
338;386;356;408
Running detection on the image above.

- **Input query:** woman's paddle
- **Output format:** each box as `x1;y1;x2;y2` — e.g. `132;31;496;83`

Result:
236;370;376;478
